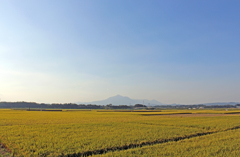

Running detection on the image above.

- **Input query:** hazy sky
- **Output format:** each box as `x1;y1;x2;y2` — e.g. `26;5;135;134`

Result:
0;0;240;104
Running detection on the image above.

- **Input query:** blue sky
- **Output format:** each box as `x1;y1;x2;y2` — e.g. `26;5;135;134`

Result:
0;0;240;104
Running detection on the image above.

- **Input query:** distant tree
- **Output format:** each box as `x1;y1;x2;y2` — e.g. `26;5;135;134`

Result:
134;104;146;108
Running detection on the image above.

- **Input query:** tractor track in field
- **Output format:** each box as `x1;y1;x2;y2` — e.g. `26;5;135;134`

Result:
59;125;240;157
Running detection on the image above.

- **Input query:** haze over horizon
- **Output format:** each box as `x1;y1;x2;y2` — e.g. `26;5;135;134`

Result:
1;1;240;104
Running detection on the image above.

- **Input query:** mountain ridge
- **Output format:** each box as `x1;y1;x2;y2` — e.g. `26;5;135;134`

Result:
76;95;163;106
76;95;240;106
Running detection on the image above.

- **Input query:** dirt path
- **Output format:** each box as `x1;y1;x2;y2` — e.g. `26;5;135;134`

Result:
0;144;11;157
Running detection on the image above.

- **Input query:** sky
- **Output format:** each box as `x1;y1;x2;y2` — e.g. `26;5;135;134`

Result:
0;0;240;104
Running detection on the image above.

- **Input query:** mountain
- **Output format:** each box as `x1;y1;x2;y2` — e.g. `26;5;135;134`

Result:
76;95;240;106
167;102;240;106
76;95;163;106
203;102;240;106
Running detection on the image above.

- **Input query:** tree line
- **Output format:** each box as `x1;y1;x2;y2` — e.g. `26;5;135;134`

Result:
0;101;239;109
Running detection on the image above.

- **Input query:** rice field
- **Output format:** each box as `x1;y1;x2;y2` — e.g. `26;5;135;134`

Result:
98;129;240;157
0;109;240;156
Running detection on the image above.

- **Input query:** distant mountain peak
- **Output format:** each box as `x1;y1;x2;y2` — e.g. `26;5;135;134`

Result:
111;94;124;98
77;95;163;106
